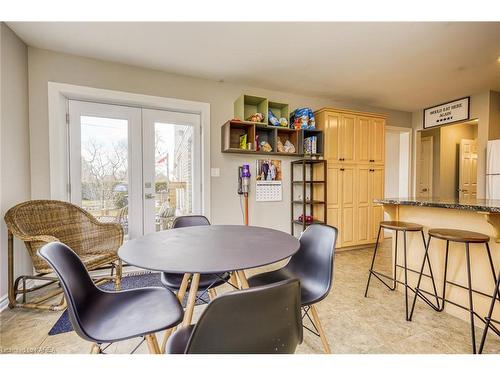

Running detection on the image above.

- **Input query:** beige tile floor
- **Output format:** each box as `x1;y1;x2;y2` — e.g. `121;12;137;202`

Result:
1;240;499;354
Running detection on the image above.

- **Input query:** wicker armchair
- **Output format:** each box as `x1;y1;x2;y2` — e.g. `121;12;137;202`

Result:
4;200;124;311
156;204;176;231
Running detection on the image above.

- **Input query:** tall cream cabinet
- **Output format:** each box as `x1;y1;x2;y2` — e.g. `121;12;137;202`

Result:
314;108;385;249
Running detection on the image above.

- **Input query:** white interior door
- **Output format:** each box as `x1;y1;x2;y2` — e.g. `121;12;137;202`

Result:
142;109;201;234
459;139;477;199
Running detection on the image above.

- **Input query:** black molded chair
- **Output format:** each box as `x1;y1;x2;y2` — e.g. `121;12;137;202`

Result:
38;242;183;354
166;279;302;354
247;224;337;353
161;215;231;298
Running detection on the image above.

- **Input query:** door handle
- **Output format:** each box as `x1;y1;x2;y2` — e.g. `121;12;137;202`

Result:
145;193;155;199
421;188;428;192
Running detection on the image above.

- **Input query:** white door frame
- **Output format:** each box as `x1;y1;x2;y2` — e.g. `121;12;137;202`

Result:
47;82;211;220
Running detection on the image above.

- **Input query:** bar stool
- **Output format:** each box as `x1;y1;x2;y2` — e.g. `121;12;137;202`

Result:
364;221;439;321
409;228;498;354
479;269;500;353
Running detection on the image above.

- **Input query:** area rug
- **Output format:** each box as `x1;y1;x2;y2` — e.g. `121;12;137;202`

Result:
48;272;208;336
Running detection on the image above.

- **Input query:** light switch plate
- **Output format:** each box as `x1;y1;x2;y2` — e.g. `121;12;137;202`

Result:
211;168;220;177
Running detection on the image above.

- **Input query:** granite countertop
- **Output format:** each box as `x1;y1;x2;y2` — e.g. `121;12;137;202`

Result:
374;197;500;213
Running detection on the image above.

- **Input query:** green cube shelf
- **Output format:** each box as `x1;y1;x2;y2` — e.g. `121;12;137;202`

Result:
234;94;268;125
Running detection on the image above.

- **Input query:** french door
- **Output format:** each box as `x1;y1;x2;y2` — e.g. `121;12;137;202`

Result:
68;100;202;239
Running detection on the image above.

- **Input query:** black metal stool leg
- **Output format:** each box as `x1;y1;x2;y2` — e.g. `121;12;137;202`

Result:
364;225;382;297
465;242;477;354
421;230;440;309
409;236;432;320
392;230;398;291
403;230;410;320
437;241;450;312
479;270;500;354
485;242;500;301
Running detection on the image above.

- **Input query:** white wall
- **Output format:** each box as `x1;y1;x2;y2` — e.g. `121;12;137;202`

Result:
27;47;412;232
0;23;31;301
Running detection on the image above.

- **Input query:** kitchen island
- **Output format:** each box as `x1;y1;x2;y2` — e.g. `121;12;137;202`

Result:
374;197;500;326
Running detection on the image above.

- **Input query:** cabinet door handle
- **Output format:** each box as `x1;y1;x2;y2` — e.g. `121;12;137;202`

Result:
369;159;375;162
340;168;345;171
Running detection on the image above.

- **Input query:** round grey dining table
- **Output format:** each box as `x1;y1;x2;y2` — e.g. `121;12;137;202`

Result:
118;224;300;351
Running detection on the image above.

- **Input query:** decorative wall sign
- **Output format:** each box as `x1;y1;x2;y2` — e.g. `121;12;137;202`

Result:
423;97;470;129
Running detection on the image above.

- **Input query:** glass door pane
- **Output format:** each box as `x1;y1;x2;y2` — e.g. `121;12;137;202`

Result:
80;116;129;234
142;109;201;234
154;122;194;230
69;101;142;238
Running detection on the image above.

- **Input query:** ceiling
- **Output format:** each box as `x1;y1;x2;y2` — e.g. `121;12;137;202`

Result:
8;22;500;112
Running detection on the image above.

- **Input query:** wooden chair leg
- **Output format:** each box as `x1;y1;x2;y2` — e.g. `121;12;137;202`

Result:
236;270;249;289
115;259;123;291
309;304;331;354
229;272;239;288
160;273;191;353
208;288;217;301
145;334;161;354
90;343;101;354
182;273;200;327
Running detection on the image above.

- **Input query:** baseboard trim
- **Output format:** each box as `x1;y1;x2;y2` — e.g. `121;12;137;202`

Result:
0;293;9;312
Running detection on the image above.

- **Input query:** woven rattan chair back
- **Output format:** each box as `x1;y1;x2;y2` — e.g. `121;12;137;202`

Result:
4;200;123;274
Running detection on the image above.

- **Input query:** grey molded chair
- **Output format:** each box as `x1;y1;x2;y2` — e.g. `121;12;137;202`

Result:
247;224;337;353
38;242;183;354
166;279;302;354
161;215;230;298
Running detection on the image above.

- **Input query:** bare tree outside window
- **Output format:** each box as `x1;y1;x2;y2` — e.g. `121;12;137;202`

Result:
80;116;129;233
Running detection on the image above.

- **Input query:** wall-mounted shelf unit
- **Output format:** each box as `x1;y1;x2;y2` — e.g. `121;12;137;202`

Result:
221;120;324;157
269;101;289;120
291;159;327;235
234;94;269;125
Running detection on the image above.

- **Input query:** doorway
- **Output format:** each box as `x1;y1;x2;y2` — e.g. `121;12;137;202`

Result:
384;126;412;236
68;100;202;239
384;126;412;198
416;120;478;199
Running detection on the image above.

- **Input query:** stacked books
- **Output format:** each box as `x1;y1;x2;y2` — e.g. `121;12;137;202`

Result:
303;136;317;155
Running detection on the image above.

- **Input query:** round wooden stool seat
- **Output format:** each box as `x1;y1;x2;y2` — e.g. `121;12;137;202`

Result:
428;228;489;243
379;221;423;231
